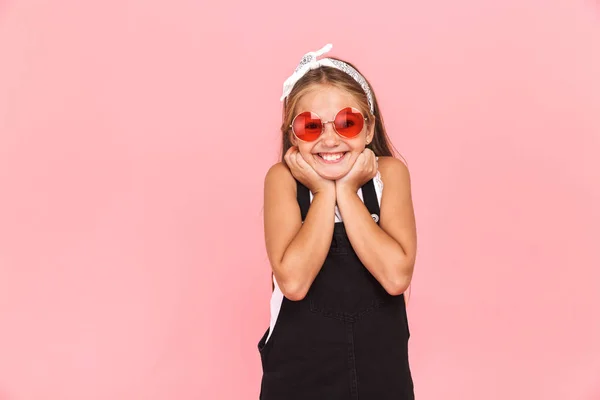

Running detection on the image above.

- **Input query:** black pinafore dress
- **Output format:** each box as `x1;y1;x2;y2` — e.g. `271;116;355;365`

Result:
258;179;414;400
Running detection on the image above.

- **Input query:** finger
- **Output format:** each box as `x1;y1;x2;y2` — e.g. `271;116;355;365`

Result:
287;146;298;156
365;151;376;167
370;153;377;167
287;156;301;179
290;150;300;165
286;146;298;159
373;156;379;176
360;152;370;168
350;154;365;172
287;147;298;162
294;152;309;167
363;152;376;174
284;152;292;167
284;146;298;165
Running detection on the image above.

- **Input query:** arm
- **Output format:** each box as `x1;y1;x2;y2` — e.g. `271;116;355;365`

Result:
336;157;417;296
263;162;337;301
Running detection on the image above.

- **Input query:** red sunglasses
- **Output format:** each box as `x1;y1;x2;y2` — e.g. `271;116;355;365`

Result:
290;107;367;142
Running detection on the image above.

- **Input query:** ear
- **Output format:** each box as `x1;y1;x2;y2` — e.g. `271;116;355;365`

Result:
365;118;375;145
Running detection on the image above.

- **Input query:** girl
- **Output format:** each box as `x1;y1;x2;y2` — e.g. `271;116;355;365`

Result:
258;43;417;400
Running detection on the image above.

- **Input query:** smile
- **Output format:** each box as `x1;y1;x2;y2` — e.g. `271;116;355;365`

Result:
317;152;347;164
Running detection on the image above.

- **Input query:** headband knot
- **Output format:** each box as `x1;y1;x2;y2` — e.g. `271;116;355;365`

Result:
280;43;374;114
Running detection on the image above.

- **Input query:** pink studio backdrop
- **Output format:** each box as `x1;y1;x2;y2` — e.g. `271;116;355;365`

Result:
1;0;599;399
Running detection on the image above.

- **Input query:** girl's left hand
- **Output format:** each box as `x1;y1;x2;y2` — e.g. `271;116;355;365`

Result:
336;149;378;193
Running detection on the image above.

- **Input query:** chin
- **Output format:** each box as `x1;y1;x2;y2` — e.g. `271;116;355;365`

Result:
315;167;350;181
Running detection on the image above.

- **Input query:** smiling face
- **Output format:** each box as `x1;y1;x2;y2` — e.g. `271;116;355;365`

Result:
290;84;374;181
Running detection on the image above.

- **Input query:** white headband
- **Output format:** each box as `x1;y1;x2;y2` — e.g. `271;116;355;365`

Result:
280;43;375;114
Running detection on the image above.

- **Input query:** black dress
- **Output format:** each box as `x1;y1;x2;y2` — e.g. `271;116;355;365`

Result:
258;179;414;400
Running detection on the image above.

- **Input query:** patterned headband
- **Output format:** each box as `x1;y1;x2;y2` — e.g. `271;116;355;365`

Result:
279;43;375;114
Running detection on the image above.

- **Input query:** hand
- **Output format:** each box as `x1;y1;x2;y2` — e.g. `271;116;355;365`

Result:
284;147;335;195
335;149;378;194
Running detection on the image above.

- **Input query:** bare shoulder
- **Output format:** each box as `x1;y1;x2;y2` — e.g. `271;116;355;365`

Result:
376;157;417;262
377;156;412;190
264;161;298;212
264;161;295;192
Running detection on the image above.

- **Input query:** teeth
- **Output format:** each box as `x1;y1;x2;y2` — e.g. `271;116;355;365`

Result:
321;153;344;161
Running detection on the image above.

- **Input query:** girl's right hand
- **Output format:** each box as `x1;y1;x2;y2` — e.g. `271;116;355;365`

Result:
284;147;335;195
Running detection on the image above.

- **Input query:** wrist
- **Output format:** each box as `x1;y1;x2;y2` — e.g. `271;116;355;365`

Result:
335;182;358;198
313;183;336;199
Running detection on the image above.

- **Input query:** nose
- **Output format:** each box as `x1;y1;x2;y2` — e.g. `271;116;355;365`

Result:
320;121;339;147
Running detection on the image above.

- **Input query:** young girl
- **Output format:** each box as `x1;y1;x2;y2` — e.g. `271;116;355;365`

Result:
258;43;417;400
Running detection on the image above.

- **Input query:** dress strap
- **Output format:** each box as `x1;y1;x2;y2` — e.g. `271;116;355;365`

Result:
361;179;380;224
296;181;311;222
297;179;379;223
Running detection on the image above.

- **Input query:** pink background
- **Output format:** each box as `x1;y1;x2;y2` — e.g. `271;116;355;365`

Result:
1;0;599;399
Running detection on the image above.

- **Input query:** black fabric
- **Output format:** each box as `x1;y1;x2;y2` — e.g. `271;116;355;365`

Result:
297;179;380;223
361;179;380;224
296;181;310;222
258;179;414;400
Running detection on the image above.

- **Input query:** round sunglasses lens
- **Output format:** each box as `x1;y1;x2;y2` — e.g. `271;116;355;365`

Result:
292;112;322;141
334;107;365;138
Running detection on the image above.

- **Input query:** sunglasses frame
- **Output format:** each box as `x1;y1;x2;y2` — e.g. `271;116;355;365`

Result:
289;107;368;142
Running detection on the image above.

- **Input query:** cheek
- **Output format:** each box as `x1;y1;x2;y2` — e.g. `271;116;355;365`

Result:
348;136;367;153
297;145;317;164
296;142;312;155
